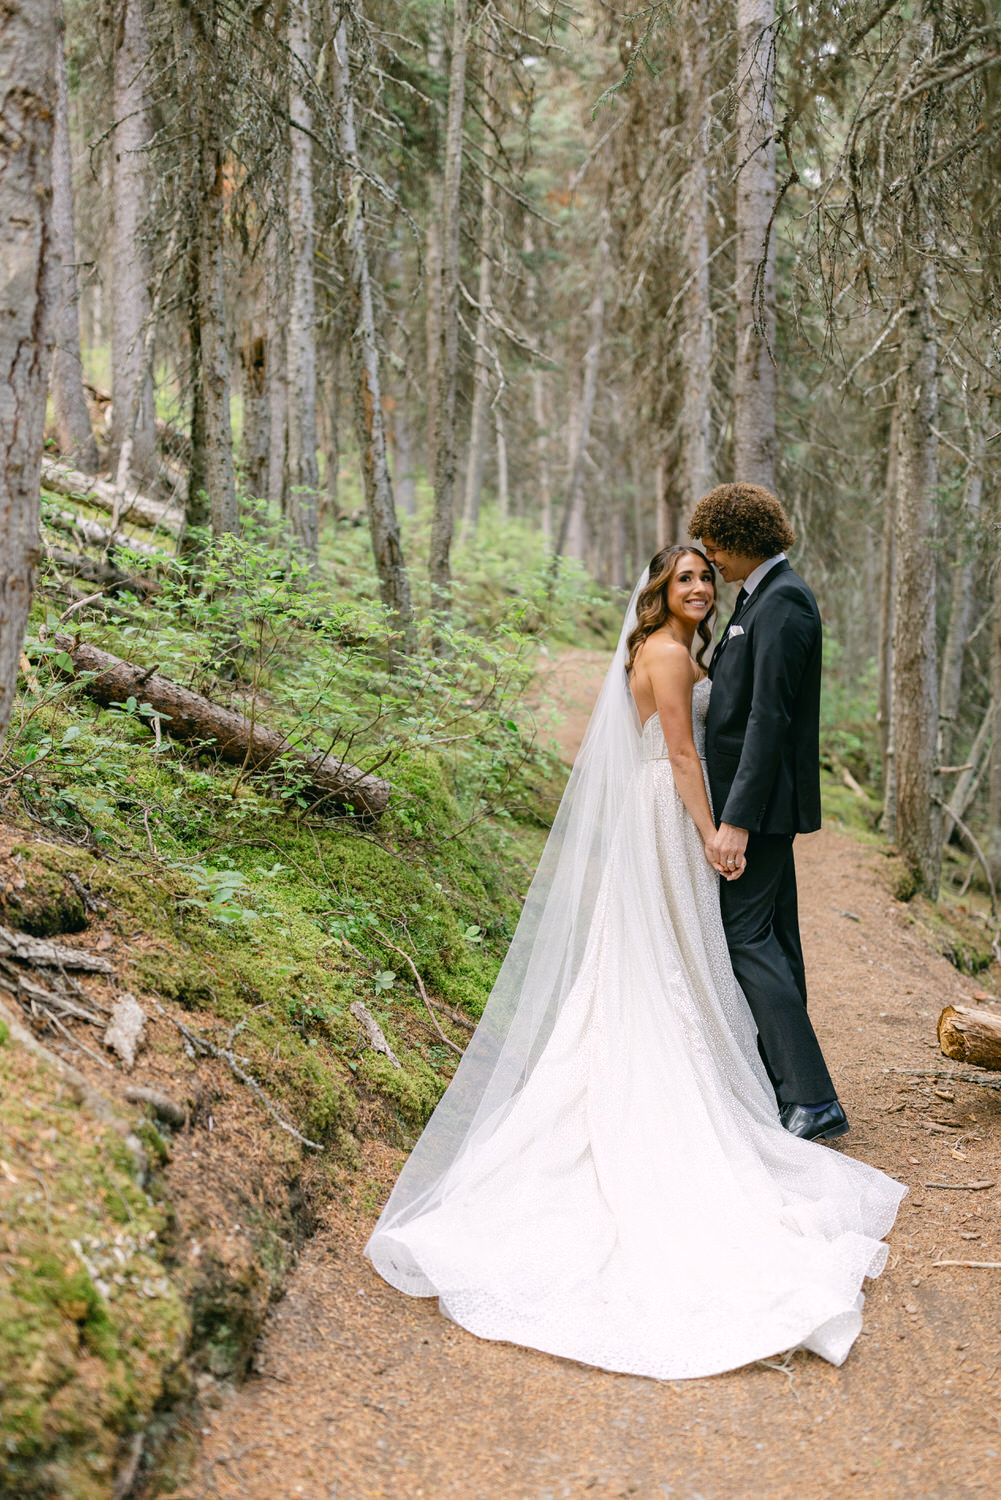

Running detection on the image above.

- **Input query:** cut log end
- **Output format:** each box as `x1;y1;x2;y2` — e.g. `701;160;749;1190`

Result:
938;1003;1001;1071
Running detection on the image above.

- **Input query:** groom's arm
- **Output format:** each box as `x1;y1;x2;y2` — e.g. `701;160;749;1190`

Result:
717;590;819;833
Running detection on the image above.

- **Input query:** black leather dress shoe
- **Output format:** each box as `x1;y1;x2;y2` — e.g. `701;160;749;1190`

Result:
779;1101;849;1141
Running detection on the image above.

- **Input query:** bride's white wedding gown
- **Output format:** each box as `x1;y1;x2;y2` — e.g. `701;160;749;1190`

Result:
366;679;905;1379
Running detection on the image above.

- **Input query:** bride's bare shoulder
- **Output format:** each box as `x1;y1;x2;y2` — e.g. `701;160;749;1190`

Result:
635;631;698;679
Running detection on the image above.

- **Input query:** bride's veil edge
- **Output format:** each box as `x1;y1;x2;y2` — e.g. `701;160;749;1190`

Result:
365;572;649;1241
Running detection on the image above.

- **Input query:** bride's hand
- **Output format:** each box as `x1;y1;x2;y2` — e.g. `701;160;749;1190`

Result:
704;838;745;879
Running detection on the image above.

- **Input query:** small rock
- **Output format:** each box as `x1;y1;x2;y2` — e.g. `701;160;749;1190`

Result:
104;993;146;1070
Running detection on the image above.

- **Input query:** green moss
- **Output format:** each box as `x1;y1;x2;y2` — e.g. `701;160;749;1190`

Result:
0;1044;188;1500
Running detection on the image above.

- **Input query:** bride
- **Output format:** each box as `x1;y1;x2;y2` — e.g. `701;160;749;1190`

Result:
366;545;905;1380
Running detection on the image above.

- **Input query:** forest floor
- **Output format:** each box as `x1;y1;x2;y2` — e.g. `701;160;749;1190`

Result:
169;657;1001;1500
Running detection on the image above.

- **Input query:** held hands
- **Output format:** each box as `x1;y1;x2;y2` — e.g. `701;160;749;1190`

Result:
708;822;749;881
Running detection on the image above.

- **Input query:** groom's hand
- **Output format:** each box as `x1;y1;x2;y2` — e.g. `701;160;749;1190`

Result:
712;823;749;879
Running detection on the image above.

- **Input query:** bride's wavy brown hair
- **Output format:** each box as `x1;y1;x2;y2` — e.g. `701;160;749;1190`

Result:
626;545;717;676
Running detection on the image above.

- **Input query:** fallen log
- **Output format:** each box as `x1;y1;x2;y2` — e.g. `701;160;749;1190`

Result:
54;634;391;819
938;1003;1001;1070
44;544;156;596
44;505;166;559
41;458;183;537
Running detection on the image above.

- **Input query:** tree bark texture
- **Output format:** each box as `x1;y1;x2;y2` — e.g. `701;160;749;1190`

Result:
51;19;98;470
54;635;390;818
111;0;156;477
239;329;270;500
733;0;776;491
878;408;898;832
429;0;470;608
989;513;1001;881
554;208;609;561
939;404;985;765
523;226;551;537
423;16;446;474
463;41;498;533
331;20;414;641
266;224;289;512
285;0;319;559
0;0;60;751
392;390;416;515
938;1005;1001;1072
494;399;509;519
892;260;942;896
177;0;237;536
679;1;713;504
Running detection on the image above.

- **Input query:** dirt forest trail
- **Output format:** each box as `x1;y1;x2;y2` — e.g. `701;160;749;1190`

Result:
176;654;1001;1500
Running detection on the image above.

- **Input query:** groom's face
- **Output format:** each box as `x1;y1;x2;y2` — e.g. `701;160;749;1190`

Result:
699;539;760;584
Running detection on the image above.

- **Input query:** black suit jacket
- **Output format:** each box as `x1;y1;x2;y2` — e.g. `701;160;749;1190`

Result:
705;561;822;835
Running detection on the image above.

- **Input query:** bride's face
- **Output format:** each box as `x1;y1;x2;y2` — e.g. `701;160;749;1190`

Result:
667;553;715;628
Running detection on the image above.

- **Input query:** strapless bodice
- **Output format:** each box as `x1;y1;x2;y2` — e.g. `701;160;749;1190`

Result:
639;676;711;762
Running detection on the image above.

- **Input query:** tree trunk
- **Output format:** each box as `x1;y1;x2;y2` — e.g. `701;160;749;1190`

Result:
463;42;498;534
733;0;776;490
330;18;414;642
554;209;608;562
424;17;446;475
51;17;98;470
939;398;986;765
938;1005;1001;1071
523;226;551;537
178;0;237;537
393;391;417;516
892;259;942;896
111;0;156;478
319;357;340;515
494;399;509;519
429;0;470;610
679;0;713;504
878;408;898;836
0;0;59;751
266;225;289;513
54;636;390;818
239;329;270;500
944;697;993;845
285;0;319;559
989;517;1001;883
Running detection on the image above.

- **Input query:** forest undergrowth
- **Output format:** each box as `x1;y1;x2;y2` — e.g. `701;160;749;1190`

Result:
0;502;618;1499
1;498;996;1499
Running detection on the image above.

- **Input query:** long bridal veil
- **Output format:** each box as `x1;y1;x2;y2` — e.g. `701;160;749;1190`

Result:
366;575;649;1249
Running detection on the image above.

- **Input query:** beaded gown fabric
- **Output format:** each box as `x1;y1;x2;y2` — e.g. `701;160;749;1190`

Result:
366;679;905;1379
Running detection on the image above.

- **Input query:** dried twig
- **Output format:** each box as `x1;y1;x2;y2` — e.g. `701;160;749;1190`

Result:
923;1180;995;1190
889;1066;1001;1093
151;1001;323;1150
371;927;463;1056
931;1259;1001;1270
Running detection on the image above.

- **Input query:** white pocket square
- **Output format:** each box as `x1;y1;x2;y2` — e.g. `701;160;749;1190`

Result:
726;625;745;640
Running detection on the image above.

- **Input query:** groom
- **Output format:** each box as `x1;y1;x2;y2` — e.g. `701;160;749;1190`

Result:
688;482;848;1143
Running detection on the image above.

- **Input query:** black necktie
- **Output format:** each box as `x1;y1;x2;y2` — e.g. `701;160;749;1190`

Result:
708;588;748;678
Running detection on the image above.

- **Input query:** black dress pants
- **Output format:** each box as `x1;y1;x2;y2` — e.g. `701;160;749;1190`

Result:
718;833;835;1107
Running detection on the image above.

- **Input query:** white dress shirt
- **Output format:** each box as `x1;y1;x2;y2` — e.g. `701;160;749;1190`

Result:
741;552;786;597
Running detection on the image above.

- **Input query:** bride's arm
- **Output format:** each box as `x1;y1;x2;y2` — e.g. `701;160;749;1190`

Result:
645;640;718;863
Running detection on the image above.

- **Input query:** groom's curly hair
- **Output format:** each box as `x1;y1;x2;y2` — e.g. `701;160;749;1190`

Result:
687;483;795;557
